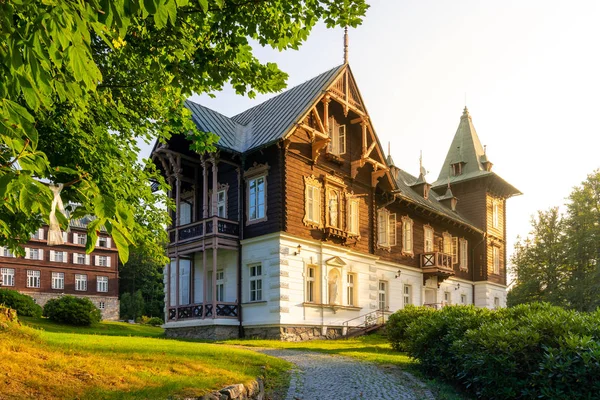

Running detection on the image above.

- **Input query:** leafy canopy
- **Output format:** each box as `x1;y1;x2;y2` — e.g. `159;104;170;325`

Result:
0;0;369;262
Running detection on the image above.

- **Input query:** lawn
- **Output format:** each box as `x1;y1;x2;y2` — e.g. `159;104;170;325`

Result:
20;316;164;337
2;317;290;400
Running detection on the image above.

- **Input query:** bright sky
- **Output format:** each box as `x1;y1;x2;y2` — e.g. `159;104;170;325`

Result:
142;0;600;270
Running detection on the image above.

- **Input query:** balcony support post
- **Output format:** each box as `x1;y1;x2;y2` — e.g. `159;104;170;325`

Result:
211;157;218;217
175;254;180;320
212;244;217;319
202;249;207;319
202;156;208;219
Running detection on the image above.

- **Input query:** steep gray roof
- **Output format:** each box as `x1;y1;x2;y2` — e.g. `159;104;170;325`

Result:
185;65;345;153
432;107;490;187
394;168;479;230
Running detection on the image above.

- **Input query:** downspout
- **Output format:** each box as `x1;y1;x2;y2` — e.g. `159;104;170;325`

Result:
238;155;246;338
471;232;487;305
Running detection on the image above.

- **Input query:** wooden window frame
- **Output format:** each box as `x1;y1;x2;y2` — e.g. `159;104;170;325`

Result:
327;116;346;156
443;232;452;255
27;270;40;288
492;245;500;275
303;175;322;228
305;264;319;303
1;268;15;287
249;263;263;302
75;274;87;291
346;272;356;306
244;163;270;226
492;200;499;228
51;272;64;290
424;225;435;253
403;284;412;307
97;276;109;293
459;238;468;271
401;216;414;255
452;237;459;265
346;197;360;237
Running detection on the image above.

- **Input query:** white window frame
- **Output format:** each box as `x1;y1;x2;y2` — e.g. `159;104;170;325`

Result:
249;263;263;302
494;297;500;309
2;247;15;258
346;273;356;306
52;272;64;290
50;250;67;263
403;284;412;307
327;116;346;156
402;216;414;254
27;270;40;288
96;255;110;267
378;280;388;311
306;265;317;303
1;268;15;286
99;301;105;310
303;175;322;228
248;176;266;223
75;232;87;245
97;236;111;248
31;228;44;240
452;237;459;265
75;274;87;291
424;226;434;252
377;209;396;248
208;269;225;302
97;276;108;293
443;232;452;255
461;294;467;304
346;197;360;236
459;239;468;271
444;291;451;305
492;200;499;228
217;189;227;218
493;246;500;275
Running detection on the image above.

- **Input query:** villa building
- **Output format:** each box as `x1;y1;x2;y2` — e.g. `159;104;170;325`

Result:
0;218;120;320
152;62;520;340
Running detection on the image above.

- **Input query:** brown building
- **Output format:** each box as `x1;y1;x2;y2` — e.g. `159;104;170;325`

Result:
0;218;119;320
152;62;520;340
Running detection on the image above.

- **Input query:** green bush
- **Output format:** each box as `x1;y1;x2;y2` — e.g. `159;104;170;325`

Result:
404;305;496;381
0;289;42;318
136;315;163;326
387;305;436;351
43;296;101;326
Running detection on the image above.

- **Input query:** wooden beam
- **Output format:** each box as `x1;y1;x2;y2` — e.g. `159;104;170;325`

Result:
343;70;349;117
327;91;366;117
350;116;368;124
155;148;201;165
371;169;387;188
361;121;367;154
364;140;377;158
351;159;366;179
312;138;330;163
300;123;328;140
311;108;326;134
322;96;331;134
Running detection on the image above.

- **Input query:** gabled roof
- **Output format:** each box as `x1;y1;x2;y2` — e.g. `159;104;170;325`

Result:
433;107;489;187
394;168;480;231
186;65;345;153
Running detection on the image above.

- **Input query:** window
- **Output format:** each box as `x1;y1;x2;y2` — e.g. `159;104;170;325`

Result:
75;274;87;291
327;189;341;228
99;301;105;310
452;237;459;265
27;270;40;288
459;239;468;270
1;268;15;286
377;209;396;247
208;270;225;302
403;284;412;306
451;162;462;176
378;281;388;310
178;259;191;306
2;247;14;257
217;190;227;218
444;291;451;305
461;294;467;304
95;255;110;267
347;198;360;236
97;276;108;292
327;117;346;156
248;176;266;222
306;265;317;303
494;297;500;309
179;201;192;225
492;200;499;228
303;176;322;227
249;264;263;302
98;237;111;248
443;233;452;255
74;253;87;265
424;226;434;252
50;250;67;263
52;272;64;290
26;248;43;261
347;273;356;306
402;216;413;254
74;233;86;245
493;246;500;275
31;228;44;240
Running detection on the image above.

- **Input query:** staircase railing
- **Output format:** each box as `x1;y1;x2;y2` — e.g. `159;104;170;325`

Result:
341;308;389;331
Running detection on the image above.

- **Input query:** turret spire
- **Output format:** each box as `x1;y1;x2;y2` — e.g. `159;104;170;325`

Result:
343;26;349;64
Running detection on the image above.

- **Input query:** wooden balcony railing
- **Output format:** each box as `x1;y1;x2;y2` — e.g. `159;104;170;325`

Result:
168;216;239;245
167;302;239;321
419;252;454;270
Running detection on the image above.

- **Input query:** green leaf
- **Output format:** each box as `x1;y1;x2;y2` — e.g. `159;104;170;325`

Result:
110;227;130;264
86;218;104;254
153;0;169;28
93;195;117;219
198;0;208;12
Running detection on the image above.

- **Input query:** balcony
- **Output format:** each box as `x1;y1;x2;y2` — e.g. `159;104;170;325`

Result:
419;252;455;285
167;302;239;321
168;216;239;245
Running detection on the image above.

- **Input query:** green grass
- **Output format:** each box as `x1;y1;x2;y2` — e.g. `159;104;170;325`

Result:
20;316;164;337
3;317;290;400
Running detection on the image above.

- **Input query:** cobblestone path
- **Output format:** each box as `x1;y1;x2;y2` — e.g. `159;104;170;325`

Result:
257;349;434;400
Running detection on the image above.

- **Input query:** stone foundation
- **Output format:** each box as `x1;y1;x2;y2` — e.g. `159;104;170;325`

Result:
21;291;119;321
244;326;343;341
165;324;240;340
186;378;264;400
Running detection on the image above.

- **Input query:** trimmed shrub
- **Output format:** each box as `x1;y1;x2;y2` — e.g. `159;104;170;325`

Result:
0;289;42;318
43;296;101;326
387;305;436;351
136;315;163;326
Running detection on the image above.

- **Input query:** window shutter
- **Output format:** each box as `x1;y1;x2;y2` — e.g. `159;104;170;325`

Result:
39;228;44;240
84;254;90;265
106;238;111;248
39;249;43;261
24;248;30;259
389;214;397;246
95;256;99;266
73;233;78;244
49;250;55;262
338;125;346;154
62;231;68;242
73;253;78;264
96;238;100;246
107;256;111;267
314;187;321;223
62;252;68;263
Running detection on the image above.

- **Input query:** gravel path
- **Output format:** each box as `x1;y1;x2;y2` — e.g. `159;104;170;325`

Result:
257;349;434;400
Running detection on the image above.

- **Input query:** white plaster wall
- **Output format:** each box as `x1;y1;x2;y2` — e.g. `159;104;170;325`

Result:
474;282;507;309
439;279;474;306
192;249;238;304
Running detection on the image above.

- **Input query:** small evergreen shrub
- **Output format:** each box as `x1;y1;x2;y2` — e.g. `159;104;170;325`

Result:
136;315;163;326
387;305;436;351
43;296;101;326
0;289;42;318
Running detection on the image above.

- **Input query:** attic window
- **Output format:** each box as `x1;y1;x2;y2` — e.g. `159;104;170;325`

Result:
327;117;346;156
451;163;463;176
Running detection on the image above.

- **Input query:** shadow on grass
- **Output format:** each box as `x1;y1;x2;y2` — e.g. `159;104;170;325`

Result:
20;316;164;338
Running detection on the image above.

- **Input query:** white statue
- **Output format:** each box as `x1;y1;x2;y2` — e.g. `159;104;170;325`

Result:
329;277;339;305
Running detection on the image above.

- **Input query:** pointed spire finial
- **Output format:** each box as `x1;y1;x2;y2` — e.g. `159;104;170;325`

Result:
388;141;390;158
343;26;349;64
419;150;427;178
484;144;487;155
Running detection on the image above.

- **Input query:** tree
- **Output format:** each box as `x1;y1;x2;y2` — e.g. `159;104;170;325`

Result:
1;0;369;263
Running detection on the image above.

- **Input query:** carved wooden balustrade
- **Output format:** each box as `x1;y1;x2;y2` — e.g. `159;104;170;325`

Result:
168;216;239;245
167;302;239;321
419;252;455;285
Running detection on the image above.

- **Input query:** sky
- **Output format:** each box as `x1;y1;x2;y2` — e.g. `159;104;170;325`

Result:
142;0;600;272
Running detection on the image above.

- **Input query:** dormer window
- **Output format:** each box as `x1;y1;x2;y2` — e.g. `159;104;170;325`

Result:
451;162;463;176
327;117;346;156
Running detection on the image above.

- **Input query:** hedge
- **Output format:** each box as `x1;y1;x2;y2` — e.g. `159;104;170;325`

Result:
0;289;42;318
43;295;102;326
